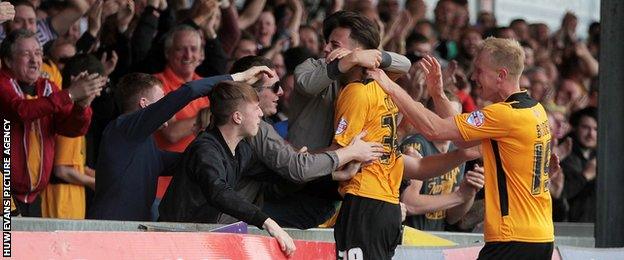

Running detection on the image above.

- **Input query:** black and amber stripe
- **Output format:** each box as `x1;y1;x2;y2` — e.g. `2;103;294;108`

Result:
491;140;509;217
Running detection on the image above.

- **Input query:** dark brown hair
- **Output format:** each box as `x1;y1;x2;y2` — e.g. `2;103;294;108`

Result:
323;11;380;49
116;73;163;113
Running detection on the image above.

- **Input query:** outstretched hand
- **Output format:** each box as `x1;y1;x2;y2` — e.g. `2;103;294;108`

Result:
548;153;561;176
68;72;107;103
231;66;275;85
418;55;444;98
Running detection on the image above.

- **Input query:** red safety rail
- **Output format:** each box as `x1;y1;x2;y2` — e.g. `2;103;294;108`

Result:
11;231;336;259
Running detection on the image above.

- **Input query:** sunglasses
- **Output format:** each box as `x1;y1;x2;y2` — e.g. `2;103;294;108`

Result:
261;81;282;94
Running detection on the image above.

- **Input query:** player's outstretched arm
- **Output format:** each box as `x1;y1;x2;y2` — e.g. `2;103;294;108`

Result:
445;165;484;224
333;131;385;167
367;68;461;142
402;145;480;180
401;179;464;216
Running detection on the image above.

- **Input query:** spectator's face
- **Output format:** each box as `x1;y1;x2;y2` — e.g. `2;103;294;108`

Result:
415;23;434;41
134;0;147;17
461;31;483;58
378;0;400;21
405;0;426;18
528;71;548;101
548;111;569;139
51;43;76;71
167;30;202;78
324;27;353;57
555;81;581;106
234;39;257;60
523;47;534;68
7;37;43;85
257;70;283;116
453;6;469;28
256;12;276;39
535;24;550;42
575;115;597;149
412;42;432;56
240;100;263;137
471;51;501;102
272;54;286;79
141;84;165;107
279;74;294;111
511;22;529;41
519;75;530;91
478;12;496;29
434;0;456;25
299;28;319;55
563;14;578;33
65;20;82;43
11;5;37;34
498;28;517;40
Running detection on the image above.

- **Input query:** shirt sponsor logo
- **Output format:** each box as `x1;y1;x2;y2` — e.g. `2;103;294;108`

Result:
335;117;348;135
467;110;485;127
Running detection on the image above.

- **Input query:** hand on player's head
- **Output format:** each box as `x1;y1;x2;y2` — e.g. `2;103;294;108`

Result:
326;48;353;63
353;49;382;69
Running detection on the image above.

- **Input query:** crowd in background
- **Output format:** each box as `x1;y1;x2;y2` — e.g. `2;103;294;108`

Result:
0;0;600;232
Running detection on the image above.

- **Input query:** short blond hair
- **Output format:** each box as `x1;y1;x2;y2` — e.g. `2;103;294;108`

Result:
478;37;525;78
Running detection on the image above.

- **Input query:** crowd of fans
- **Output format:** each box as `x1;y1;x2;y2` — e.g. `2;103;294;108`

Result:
1;0;600;236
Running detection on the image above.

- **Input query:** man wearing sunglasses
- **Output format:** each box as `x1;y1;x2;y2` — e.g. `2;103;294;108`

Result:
255;72;284;119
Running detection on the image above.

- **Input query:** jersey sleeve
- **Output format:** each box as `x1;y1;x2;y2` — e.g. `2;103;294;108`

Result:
54;135;81;166
453;103;512;141
333;83;369;147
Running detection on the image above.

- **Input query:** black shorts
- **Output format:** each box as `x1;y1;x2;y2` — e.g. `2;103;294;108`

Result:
334;194;401;260
478;241;554;260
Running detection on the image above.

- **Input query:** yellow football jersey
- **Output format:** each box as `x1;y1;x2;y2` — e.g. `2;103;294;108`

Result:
41;135;87;219
454;91;554;243
334;80;404;204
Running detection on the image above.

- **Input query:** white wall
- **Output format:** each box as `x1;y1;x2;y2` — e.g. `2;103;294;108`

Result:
410;0;599;39
492;0;600;39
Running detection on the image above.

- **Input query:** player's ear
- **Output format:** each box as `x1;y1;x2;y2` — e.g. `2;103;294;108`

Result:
497;68;508;82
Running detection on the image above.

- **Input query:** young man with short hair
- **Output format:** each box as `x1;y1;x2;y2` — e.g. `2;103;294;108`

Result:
159;81;296;256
